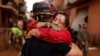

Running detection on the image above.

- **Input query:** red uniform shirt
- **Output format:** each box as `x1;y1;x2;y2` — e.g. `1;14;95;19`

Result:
27;21;38;31
27;21;72;44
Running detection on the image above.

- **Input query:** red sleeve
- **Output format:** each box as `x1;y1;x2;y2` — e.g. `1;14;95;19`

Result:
38;28;72;44
27;21;38;31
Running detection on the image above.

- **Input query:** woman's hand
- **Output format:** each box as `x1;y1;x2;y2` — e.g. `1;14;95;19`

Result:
46;22;60;31
51;23;60;31
26;29;40;39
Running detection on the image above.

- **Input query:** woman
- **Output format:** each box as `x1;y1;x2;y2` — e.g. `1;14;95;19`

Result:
27;12;82;56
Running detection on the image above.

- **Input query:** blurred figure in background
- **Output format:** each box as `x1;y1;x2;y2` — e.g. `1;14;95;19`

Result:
77;16;88;56
8;18;14;28
9;19;24;50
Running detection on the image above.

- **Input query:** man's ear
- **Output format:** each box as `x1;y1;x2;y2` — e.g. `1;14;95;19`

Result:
32;13;35;18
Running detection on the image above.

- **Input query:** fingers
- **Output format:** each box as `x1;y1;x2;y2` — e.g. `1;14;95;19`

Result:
51;24;60;31
27;29;40;38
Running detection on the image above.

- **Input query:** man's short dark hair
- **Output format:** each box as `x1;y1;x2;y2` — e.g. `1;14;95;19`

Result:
32;2;52;22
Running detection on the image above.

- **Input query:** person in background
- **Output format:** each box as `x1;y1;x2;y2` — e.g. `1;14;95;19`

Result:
77;16;88;56
8;18;14;28
9;20;24;49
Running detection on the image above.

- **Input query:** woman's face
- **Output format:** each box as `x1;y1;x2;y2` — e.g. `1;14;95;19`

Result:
52;14;66;29
17;20;23;29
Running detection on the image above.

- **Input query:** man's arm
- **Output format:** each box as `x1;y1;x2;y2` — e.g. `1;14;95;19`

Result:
27;21;60;31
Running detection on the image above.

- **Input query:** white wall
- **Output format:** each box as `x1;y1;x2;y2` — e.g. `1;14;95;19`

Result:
71;9;88;31
25;0;44;12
